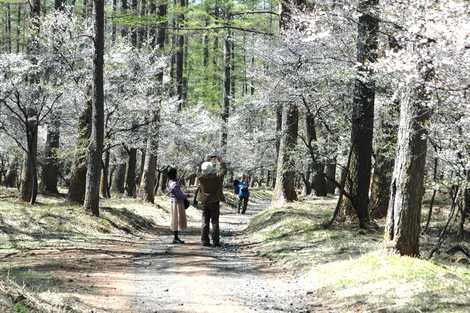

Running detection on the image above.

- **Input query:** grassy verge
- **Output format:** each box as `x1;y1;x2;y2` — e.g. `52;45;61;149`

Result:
246;195;470;313
0;186;172;313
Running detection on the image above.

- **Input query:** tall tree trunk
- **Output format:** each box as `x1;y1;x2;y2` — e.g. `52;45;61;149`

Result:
100;148;111;198
130;0;138;46
20;119;38;203
42;114;60;194
325;158;336;194
174;0;185;109
112;156;126;194
140;0;166;203
16;4;21;53
202;17;209;67
6;4;11;53
272;0;301;205
68;94;92;203
369;102;398;218
273;102;299;205
83;0;105;216
339;0;378;228
385;50;433;256
125;147;137;197
112;0;117;43
4;158;18;188
305;110;326;196
121;0;128;38
138;0;147;47
221;19;231;155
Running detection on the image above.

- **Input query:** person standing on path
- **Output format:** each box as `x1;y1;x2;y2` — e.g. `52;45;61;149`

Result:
167;167;188;244
237;175;250;214
196;155;227;247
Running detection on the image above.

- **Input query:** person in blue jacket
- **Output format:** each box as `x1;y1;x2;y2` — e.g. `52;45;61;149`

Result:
237;176;250;214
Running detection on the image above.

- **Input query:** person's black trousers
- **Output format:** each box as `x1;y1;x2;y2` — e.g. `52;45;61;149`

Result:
201;202;220;245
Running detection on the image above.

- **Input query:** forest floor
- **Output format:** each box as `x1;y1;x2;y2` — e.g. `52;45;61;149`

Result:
0;187;320;313
0;187;469;313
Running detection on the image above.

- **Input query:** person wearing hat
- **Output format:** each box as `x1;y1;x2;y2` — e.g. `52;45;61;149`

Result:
196;155;226;247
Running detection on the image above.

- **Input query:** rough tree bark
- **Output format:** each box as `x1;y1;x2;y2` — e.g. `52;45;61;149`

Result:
220;16;231;155
68;95;92;203
339;0;379;228
100;148;111;198
112;152;126;194
20;118;38;203
4;158;18;188
385;51;434;256
325;158;336;194
41;114;60;194
369;102;398;218
125;147;137;197
272;0;302;205
140;0;166;203
273;102;299;205
83;0;105;216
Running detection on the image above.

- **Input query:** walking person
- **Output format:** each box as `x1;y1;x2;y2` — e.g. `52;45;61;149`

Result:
196;154;226;247
167;167;188;244
237;175;250;214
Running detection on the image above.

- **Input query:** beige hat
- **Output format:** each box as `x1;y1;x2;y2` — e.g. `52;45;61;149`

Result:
201;161;216;175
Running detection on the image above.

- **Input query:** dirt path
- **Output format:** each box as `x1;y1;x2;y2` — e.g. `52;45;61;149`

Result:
1;196;317;313
110;198;314;313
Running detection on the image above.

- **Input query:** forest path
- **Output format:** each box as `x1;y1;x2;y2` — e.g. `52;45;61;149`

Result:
110;196;316;313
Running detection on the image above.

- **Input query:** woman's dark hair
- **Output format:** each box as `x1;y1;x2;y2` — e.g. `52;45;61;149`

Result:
167;167;178;180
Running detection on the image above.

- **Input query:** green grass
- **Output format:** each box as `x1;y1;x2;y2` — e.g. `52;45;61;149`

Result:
246;196;470;313
0;187;167;252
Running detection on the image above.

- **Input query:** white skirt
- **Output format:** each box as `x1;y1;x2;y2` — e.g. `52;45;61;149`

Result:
170;199;187;231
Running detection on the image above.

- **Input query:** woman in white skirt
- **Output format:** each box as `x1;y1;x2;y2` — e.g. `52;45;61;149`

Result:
167;168;188;244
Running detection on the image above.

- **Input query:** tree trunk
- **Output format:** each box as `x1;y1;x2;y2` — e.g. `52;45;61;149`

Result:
111;0;117;43
68;93;92;203
125;148;137;197
20;119;38;203
304;111;327;196
16;4;21;53
302;168;312;196
339;0;378;228
112;161;126;194
221;19;231;155
4;160;18;188
369;100;399;218
273;102;299;205
325;159;336;194
385;69;433;256
41;115;60;194
83;0;105;217
121;0;128;38
138;0;147;47
174;0;185;109
140;1;166;203
130;0;138;46
100;149;110;198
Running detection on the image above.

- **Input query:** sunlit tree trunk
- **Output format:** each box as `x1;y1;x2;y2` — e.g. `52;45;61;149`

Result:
385;47;434;256
83;0;105;216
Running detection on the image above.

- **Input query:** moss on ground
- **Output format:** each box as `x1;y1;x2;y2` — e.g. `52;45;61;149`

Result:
246;196;470;313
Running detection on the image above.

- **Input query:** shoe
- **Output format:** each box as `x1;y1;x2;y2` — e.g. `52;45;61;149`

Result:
173;238;185;244
202;242;211;247
213;242;221;247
